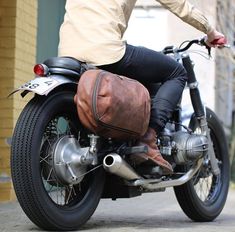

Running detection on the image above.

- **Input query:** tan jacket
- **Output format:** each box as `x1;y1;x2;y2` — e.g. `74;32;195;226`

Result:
59;0;212;66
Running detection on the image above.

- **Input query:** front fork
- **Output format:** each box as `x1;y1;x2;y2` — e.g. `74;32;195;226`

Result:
182;54;220;176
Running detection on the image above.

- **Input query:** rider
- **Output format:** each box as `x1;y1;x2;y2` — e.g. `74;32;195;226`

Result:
59;0;225;174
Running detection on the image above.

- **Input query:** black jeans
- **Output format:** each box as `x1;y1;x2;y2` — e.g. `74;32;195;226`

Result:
99;44;187;134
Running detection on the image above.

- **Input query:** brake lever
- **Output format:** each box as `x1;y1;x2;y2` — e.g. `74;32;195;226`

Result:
207;46;212;57
199;38;212;57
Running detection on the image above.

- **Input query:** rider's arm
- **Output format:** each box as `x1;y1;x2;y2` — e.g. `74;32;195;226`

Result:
156;0;212;33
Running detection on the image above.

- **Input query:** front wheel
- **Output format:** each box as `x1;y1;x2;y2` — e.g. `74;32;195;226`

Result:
11;91;105;231
174;107;230;221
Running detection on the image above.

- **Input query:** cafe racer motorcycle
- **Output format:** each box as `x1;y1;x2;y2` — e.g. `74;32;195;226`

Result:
10;38;230;231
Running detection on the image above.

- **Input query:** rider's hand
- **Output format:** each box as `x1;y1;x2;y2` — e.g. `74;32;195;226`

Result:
205;28;226;47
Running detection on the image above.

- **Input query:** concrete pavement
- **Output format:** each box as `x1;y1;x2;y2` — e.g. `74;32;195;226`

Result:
0;188;234;232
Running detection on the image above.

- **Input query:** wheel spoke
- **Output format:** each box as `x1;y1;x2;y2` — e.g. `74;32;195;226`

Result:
72;185;77;196
46;168;53;181
45;136;53;148
40;155;51;165
39;114;91;207
65;186;73;204
193;147;221;202
206;177;210;197
193;168;201;185
190;125;220;202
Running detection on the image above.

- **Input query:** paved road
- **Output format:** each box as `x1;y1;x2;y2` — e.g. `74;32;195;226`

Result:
0;188;234;232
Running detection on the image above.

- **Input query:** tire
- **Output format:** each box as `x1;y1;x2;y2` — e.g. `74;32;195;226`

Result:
11;91;105;231
174;107;230;221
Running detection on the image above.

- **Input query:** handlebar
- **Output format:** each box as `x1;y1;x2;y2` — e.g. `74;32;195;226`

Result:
162;37;229;56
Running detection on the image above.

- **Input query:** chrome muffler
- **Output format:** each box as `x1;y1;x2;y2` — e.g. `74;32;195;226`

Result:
103;153;141;180
103;154;203;191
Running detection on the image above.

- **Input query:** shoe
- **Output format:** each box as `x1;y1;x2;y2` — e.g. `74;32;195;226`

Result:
133;127;173;174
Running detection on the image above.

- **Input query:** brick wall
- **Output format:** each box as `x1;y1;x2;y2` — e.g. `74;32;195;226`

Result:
14;0;37;122
0;0;37;201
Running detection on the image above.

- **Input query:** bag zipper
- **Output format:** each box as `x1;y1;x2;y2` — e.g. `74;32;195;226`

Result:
92;71;139;136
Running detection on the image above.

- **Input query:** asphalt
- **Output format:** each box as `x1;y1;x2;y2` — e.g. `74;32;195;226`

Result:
0;188;234;232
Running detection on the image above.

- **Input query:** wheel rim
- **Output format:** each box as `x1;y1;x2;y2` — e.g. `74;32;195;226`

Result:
192;126;222;205
39;115;91;207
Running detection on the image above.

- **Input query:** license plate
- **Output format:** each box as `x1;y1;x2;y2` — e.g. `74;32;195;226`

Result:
19;77;60;95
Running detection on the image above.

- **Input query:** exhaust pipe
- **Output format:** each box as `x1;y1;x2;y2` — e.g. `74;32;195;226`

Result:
103;153;141;180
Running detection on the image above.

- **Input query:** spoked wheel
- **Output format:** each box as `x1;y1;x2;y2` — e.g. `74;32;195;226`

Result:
174;107;230;221
191;152;222;203
40;116;89;206
11;91;105;231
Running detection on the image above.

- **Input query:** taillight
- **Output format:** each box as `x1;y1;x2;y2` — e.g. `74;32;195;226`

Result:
33;64;49;77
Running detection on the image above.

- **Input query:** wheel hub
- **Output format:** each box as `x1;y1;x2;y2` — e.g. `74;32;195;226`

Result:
53;135;90;185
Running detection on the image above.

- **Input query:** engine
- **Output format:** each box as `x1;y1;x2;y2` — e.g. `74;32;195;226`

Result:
160;130;209;164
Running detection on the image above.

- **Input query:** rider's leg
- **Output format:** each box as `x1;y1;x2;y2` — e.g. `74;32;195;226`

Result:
99;44;187;133
98;44;187;172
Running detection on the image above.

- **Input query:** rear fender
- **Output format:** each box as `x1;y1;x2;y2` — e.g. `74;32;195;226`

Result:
9;75;77;97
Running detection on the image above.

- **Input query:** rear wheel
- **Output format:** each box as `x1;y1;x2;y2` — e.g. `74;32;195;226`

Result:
11;91;105;231
174;107;230;221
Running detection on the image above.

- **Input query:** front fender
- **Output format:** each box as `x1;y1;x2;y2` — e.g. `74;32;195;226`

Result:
9;75;77;97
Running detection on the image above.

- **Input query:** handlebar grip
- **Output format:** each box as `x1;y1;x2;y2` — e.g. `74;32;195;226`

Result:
210;37;227;45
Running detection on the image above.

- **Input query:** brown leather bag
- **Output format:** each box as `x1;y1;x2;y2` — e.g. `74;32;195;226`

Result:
74;69;150;139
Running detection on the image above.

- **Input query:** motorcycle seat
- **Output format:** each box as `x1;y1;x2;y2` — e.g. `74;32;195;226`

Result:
43;57;83;77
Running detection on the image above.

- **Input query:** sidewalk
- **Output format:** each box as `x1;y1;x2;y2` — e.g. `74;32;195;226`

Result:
0;188;234;232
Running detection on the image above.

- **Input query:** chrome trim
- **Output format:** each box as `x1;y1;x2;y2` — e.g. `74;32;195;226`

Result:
188;81;199;89
130;158;203;190
53;135;90;185
103;154;141;180
103;153;203;190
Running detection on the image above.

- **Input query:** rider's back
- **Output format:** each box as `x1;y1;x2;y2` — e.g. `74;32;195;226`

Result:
58;0;136;65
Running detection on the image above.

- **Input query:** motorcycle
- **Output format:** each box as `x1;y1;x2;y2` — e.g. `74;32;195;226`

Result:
10;38;230;231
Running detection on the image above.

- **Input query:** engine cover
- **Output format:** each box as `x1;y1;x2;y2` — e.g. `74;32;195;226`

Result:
172;131;208;164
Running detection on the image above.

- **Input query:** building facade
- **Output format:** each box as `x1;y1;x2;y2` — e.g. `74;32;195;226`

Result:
0;0;65;201
0;0;234;201
0;0;38;201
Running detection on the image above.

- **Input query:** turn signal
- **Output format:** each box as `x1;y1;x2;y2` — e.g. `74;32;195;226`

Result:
33;64;49;77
